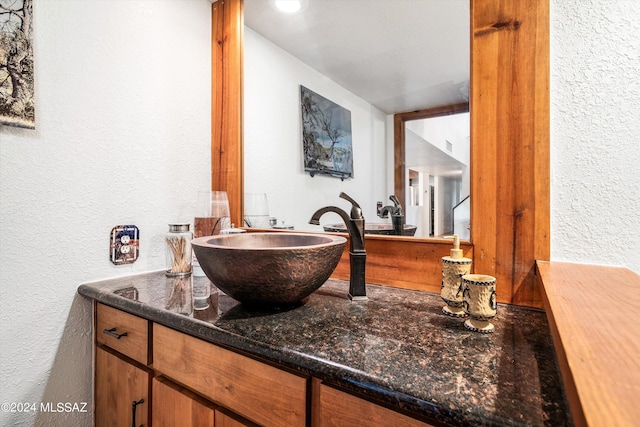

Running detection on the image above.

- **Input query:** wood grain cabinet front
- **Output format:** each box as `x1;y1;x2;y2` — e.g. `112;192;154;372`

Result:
96;303;149;365
314;382;434;427
153;323;308;427
95;347;150;427
152;377;251;427
93;304;435;426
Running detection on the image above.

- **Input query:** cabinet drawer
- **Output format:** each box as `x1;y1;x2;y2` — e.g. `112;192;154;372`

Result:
96;303;149;365
153;324;307;427
316;383;434;427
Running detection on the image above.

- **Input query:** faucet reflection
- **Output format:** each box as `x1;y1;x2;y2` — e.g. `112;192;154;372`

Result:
378;195;405;236
310;192;367;301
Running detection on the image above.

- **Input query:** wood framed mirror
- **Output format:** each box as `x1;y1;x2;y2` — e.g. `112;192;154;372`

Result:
211;0;549;307
394;102;471;238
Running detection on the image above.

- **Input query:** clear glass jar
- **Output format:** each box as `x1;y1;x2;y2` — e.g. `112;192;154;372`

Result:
165;223;192;276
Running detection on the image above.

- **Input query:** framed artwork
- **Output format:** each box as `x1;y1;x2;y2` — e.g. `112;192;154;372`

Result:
0;0;35;129
300;85;353;180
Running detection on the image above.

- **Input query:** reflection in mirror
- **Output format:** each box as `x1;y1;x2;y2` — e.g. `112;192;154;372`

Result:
243;0;469;235
404;112;470;239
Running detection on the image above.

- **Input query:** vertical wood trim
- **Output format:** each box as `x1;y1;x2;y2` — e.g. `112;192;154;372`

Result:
393;115;405;209
212;0;244;227
471;0;549;305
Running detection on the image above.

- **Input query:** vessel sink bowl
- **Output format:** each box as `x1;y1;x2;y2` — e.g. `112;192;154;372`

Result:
192;233;347;306
323;223;417;236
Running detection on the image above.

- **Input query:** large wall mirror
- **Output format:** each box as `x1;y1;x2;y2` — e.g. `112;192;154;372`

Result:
243;0;470;238
213;0;550;307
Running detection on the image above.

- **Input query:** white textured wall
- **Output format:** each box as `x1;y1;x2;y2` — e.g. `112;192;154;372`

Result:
551;0;640;273
244;28;389;231
0;1;212;426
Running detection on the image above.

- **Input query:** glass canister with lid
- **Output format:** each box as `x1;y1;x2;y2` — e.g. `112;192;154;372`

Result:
165;223;192;276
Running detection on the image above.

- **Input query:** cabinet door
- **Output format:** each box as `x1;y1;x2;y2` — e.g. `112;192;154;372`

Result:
96;347;149;427
152;377;214;427
153;377;252;427
215;411;251;427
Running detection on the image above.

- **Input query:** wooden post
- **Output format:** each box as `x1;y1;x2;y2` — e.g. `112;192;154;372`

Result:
212;0;244;227
471;0;550;305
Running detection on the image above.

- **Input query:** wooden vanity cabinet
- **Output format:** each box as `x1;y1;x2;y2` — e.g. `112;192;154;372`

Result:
94;303;436;426
94;303;298;426
94;302;151;427
95;304;151;426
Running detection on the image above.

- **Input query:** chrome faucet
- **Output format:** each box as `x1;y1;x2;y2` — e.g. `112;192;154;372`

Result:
379;195;405;235
309;192;367;300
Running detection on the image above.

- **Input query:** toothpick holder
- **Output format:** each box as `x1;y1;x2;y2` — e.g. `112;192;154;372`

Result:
165;223;192;277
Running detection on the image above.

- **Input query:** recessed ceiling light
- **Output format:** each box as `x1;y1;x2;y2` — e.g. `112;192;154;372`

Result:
269;0;308;14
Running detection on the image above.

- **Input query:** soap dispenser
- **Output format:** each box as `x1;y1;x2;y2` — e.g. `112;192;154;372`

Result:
440;234;472;317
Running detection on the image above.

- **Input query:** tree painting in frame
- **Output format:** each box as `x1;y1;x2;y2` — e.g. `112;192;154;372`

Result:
301;86;353;180
0;0;34;129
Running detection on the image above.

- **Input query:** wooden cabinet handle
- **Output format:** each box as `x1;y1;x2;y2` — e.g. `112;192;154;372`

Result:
131;398;144;427
103;327;128;339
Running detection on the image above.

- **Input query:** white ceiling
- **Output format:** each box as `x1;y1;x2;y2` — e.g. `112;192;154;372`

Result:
406;129;466;177
244;0;469;114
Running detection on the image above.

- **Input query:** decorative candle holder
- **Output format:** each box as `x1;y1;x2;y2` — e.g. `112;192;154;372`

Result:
441;258;472;317
462;274;497;333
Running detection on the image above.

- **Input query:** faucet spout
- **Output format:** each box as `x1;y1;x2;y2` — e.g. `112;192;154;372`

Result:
309;193;367;300
309;206;365;253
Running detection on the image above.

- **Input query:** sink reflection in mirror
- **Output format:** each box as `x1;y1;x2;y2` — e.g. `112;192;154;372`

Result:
323;223;417;237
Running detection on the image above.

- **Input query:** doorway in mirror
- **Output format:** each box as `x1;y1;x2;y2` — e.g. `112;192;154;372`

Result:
403;112;470;239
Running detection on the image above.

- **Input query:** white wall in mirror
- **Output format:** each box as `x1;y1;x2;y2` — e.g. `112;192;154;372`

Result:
244;27;394;231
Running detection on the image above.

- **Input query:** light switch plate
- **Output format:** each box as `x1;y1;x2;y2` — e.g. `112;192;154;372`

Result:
110;225;140;265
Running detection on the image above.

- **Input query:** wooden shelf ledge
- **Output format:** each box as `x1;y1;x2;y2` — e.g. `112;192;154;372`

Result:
537;261;640;427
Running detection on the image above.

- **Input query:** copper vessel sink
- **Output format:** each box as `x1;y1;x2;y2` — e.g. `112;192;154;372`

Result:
192;233;347;306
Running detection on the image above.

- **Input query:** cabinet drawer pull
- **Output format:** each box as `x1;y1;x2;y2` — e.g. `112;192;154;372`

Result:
103;327;128;339
131;398;144;427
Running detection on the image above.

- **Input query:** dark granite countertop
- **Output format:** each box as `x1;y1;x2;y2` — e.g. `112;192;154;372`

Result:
78;271;571;426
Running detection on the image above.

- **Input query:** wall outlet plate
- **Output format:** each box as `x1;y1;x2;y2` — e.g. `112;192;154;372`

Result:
110;225;140;265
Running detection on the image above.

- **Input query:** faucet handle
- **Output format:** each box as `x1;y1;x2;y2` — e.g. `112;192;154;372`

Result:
339;192;363;220
389;195;403;215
